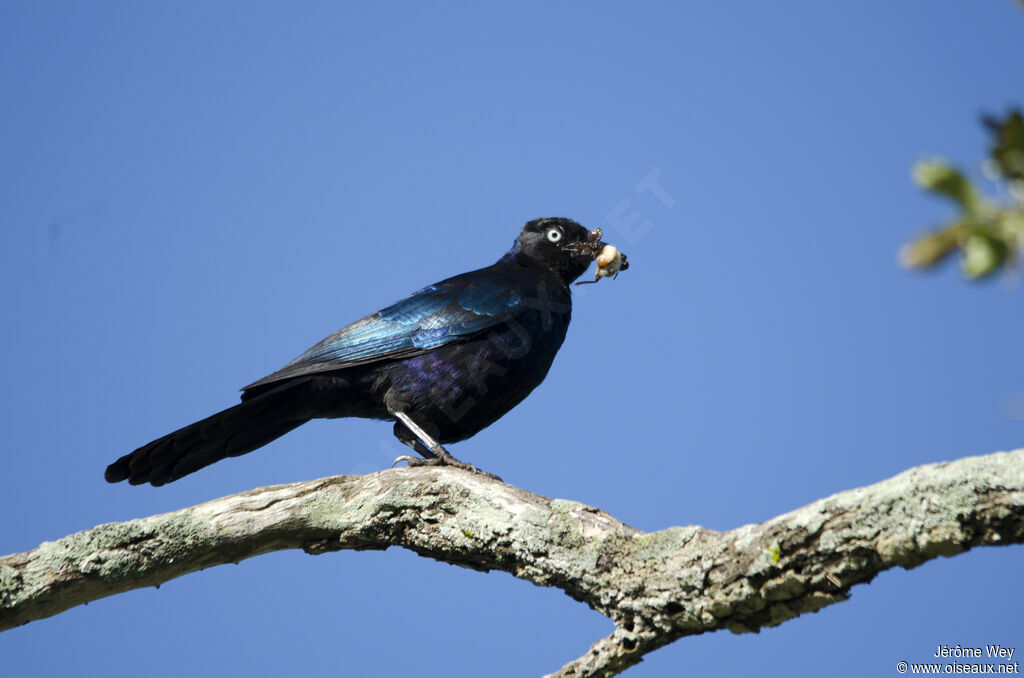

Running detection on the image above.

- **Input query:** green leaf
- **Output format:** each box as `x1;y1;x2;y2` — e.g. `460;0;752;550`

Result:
1003;210;1024;239
899;223;963;270
983;110;1024;181
913;160;981;212
960;233;1006;279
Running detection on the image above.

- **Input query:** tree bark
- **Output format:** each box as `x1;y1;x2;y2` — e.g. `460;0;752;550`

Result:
2;448;1022;677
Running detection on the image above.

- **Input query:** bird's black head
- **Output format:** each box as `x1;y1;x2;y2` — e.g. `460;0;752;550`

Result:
510;217;624;285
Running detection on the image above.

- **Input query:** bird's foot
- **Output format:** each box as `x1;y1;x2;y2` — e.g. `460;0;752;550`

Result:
391;453;502;482
388;408;503;481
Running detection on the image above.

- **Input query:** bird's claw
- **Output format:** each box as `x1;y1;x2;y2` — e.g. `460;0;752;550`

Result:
389;409;502;480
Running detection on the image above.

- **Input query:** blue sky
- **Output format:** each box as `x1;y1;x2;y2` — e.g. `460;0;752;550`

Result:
2;2;1022;676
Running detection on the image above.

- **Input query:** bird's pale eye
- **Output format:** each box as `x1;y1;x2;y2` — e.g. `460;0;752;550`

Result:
546;228;563;243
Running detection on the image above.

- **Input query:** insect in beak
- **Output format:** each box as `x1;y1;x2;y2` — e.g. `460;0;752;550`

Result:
575;228;629;285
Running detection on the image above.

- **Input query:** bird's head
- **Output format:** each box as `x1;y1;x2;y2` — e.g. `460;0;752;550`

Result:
510;217;629;285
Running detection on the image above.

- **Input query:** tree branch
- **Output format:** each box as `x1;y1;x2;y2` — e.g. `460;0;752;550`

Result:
2;449;1022;677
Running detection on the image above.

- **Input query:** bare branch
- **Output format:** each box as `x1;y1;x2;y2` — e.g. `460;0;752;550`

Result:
2;449;1022;678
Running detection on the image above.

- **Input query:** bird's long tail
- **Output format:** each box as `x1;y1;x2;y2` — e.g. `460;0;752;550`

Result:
105;379;317;486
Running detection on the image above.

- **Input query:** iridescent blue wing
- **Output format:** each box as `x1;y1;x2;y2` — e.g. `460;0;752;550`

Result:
242;267;524;391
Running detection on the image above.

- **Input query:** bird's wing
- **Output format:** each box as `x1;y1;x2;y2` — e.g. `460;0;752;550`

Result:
241;268;525;392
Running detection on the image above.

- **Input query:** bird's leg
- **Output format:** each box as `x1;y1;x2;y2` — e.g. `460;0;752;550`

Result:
389;410;501;481
391;410;452;460
397;437;437;460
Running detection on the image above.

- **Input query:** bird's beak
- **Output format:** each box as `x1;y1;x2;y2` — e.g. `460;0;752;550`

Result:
577;228;605;257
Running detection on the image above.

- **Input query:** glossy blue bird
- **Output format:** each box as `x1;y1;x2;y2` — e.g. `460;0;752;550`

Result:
105;218;628;486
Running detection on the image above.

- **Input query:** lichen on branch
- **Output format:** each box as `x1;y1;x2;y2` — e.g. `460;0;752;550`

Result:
2;449;1023;678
